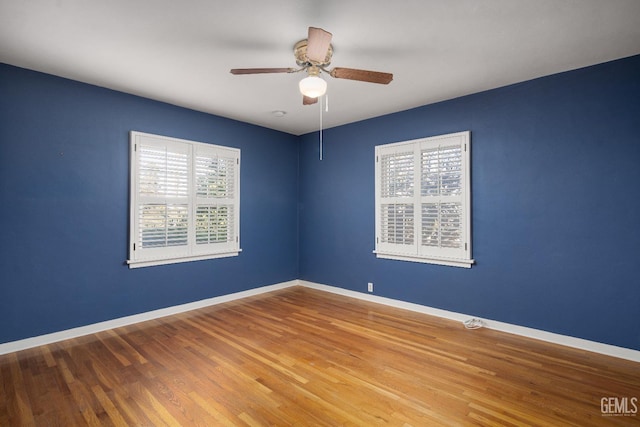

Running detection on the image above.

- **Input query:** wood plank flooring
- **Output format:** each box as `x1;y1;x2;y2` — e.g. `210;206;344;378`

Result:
1;286;639;426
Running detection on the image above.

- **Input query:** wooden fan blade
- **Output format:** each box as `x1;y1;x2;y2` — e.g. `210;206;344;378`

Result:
306;27;333;63
230;68;294;75
330;67;393;84
303;95;318;105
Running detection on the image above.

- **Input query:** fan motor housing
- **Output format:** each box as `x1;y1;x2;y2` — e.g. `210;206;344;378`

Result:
294;39;333;67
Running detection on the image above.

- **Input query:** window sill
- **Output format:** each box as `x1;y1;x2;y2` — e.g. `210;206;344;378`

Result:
374;251;474;268
127;250;241;269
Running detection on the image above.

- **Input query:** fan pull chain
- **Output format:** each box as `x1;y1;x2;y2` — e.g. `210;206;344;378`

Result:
319;95;323;160
319;94;329;160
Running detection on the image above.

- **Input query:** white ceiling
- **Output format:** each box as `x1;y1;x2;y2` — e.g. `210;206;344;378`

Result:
2;1;640;135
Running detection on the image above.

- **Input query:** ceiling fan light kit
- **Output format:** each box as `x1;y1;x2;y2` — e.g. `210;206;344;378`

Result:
230;27;393;106
299;66;327;98
299;75;327;98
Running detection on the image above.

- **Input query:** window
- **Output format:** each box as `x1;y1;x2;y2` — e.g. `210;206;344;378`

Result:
374;131;473;268
128;131;240;268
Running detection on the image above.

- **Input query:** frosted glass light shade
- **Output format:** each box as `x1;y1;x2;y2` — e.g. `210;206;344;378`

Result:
299;75;327;98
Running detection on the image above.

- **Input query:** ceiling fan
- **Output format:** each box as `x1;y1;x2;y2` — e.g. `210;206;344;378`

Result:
230;27;393;105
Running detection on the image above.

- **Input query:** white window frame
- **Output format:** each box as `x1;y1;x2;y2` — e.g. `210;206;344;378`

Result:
374;131;473;268
127;131;241;268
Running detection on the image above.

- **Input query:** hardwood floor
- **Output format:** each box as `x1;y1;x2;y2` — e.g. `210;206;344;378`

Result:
1;286;639;426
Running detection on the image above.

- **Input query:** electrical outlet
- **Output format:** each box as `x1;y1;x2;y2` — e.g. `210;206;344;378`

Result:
367;282;374;293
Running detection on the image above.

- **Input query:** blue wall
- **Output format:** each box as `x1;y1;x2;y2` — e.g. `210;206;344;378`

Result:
2;55;639;351
0;64;299;344
298;55;640;351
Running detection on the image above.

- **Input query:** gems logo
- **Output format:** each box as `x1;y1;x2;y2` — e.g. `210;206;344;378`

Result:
601;397;638;417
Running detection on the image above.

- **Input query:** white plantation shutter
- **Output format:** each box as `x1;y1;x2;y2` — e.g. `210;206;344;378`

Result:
380;203;414;245
419;143;465;259
137;143;190;252
377;149;417;255
193;146;238;253
129;132;240;268
139;204;189;248
375;131;473;268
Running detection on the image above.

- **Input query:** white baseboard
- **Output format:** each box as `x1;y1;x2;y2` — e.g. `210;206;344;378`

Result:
299;280;640;363
0;280;298;356
2;279;639;363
